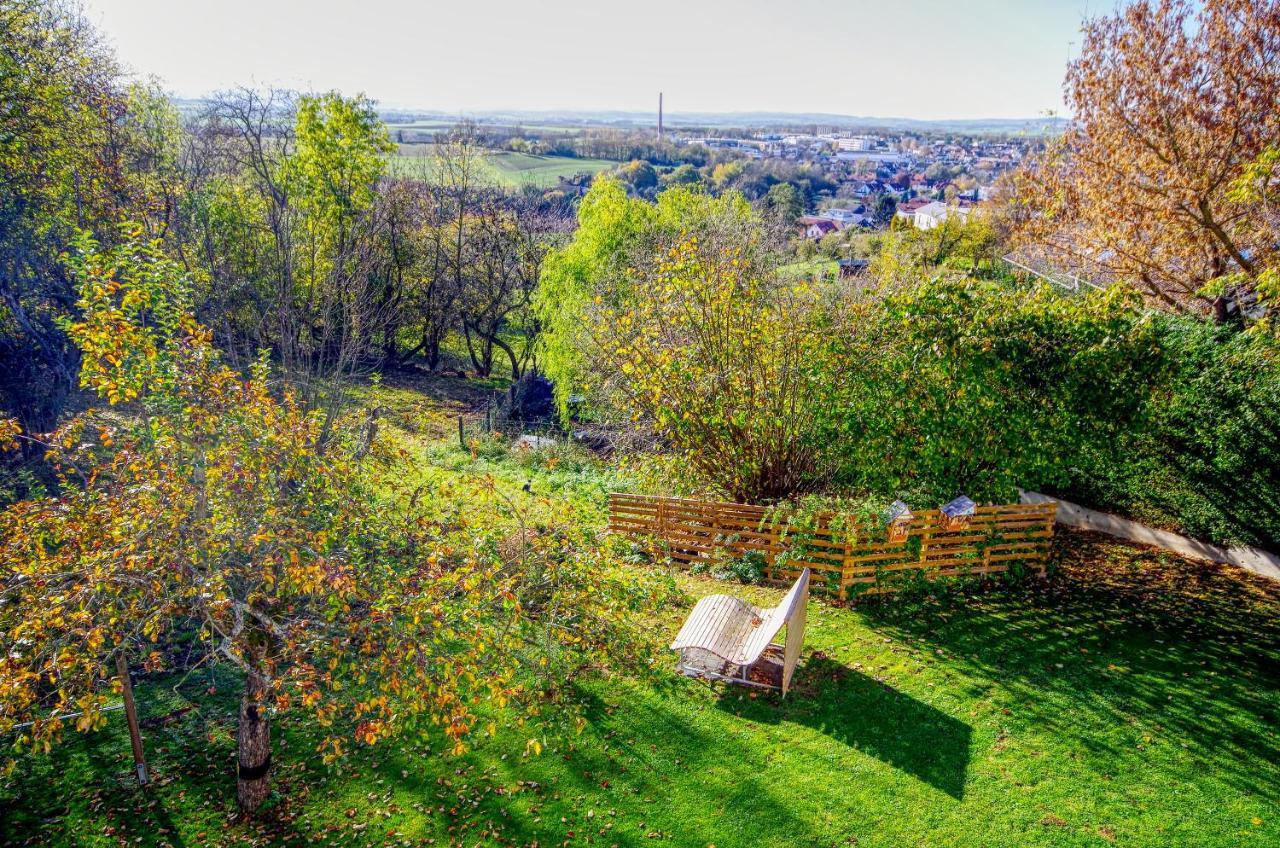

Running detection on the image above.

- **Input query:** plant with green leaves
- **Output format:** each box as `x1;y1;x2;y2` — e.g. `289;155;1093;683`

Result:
541;210;847;502
535;178;765;419
823;277;1161;504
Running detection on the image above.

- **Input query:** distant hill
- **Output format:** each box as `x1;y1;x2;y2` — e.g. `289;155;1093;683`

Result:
379;108;1069;136
170;96;1067;136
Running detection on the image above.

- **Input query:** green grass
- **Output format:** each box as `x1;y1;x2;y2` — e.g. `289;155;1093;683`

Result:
4;379;1278;848
388;149;619;188
388;122;583;134
779;258;839;279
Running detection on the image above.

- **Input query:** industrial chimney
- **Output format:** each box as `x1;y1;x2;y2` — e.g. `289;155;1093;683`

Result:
658;92;664;141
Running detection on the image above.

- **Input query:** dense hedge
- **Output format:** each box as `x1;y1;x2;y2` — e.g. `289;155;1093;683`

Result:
1057;317;1280;548
826;280;1280;549
822;279;1161;509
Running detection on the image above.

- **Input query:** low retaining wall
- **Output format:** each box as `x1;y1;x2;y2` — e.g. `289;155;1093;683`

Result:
1019;490;1280;582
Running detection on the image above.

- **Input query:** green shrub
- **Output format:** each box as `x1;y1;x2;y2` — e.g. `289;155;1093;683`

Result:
1057;316;1280;547
820;277;1160;505
714;549;769;585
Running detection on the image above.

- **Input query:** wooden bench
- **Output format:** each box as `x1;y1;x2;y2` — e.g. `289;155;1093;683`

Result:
670;569;810;696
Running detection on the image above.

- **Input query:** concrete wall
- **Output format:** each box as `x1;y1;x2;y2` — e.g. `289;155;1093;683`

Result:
1019;490;1280;582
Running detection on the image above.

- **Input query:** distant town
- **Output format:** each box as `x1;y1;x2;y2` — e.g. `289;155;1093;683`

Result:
382;107;1046;249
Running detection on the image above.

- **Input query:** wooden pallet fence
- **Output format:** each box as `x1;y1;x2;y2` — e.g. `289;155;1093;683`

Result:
608;492;1057;597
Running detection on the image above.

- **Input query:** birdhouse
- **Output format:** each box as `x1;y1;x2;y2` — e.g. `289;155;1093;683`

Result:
940;495;976;531
883;500;914;542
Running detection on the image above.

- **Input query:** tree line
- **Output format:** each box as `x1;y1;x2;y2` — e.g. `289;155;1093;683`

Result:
2;3;567;466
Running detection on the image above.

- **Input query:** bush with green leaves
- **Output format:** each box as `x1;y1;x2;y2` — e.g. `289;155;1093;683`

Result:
824;277;1162;505
827;280;1280;546
1058;316;1280;547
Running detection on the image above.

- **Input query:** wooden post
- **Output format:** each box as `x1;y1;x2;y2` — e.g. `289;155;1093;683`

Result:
457;416;465;450
841;530;853;600
710;503;722;571
115;651;148;786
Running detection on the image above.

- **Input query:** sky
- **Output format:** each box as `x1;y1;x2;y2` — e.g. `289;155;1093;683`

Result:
80;0;1102;120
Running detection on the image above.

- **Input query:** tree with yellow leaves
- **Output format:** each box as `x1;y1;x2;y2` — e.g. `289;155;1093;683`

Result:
537;179;847;501
0;229;663;813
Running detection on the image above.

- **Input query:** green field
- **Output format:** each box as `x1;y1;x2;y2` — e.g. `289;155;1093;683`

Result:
779;258;839;278
389;149;618;188
388;121;583;134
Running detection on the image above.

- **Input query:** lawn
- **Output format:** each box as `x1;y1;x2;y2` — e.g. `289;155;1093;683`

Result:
388;122;583;135
389;148;618;189
3;375;1278;848
779;258;839;279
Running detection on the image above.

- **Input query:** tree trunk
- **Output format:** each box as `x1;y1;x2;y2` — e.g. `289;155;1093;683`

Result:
490;333;521;381
236;663;272;814
463;322;490;376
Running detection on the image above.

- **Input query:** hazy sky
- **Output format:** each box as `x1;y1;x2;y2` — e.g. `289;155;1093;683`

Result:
81;0;1101;119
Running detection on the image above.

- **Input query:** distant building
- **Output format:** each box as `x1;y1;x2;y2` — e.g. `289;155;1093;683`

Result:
836;136;876;152
913;201;975;230
798;217;839;239
835;150;905;164
896;198;932;219
818;208;863;226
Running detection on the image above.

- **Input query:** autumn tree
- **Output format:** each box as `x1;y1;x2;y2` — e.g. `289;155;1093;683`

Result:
369;127;569;376
660;163;702;189
428;125;491;369
616;159;658;192
873;194;898;227
1006;0;1280;315
178;88;395;431
459;193;552;378
367;137;478;372
285;91;396;426
764;182;805;226
709;161;746;193
0;231;664;812
587;238;848;500
537;179;839;500
1225;146;1280;326
871;216;999;283
538;179;762;417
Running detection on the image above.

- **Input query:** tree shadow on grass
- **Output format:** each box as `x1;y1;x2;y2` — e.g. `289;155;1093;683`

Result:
714;656;972;800
857;531;1280;804
0;711;213;848
369;686;837;848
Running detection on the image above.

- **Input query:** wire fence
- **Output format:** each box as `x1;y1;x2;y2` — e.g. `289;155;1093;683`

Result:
1002;253;1107;293
450;389;567;450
